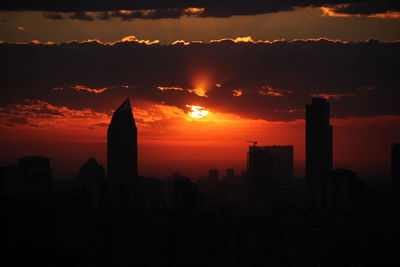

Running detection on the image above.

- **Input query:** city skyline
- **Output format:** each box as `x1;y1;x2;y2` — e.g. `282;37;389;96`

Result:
1;95;399;180
1;2;399;265
1;2;400;180
2;96;397;183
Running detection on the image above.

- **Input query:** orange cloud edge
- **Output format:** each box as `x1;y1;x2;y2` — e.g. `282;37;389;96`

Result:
2;35;399;46
320;6;400;19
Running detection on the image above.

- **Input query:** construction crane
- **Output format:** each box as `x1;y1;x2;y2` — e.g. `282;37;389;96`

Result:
246;140;258;147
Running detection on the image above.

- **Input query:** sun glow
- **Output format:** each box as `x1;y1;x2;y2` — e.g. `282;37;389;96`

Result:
186;105;209;119
188;88;208;97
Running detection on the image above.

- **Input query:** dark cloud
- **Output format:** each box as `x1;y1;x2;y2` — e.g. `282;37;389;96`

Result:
330;2;400;16
92;122;109;127
109;9;192;20
3;122;14;127
1;1;399;19
68;12;95;21
0;0;329;12
42;12;65;20
0;38;399;122
40;9;205;21
9;117;29;125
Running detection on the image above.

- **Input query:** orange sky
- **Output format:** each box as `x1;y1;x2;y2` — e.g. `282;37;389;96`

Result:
1;100;399;179
0;3;399;179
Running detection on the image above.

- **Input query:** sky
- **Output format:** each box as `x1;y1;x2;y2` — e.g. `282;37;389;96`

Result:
0;1;399;179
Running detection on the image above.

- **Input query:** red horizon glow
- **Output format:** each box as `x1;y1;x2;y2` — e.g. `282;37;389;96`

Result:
1;99;399;180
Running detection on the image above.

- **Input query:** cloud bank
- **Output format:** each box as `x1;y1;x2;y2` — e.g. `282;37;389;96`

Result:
0;37;399;126
1;1;399;19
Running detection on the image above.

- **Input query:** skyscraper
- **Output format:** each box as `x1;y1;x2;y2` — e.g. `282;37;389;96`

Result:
107;98;138;205
306;97;333;206
78;157;107;207
226;168;235;179
247;145;294;205
209;169;219;181
325;168;365;216
247;145;294;184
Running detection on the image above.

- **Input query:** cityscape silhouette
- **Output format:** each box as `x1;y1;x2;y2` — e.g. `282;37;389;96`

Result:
1;97;400;266
1;1;399;266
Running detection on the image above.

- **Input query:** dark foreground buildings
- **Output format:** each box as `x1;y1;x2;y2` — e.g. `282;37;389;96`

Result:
107;98;139;206
306;97;333;206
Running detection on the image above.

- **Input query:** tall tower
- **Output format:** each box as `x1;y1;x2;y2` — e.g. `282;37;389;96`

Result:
107;98;138;205
306;97;333;206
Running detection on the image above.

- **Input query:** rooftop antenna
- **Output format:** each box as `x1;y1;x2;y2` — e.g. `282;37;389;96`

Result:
246;140;258;147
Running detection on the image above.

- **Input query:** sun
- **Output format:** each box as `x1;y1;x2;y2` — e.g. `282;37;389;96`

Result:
186;105;209;118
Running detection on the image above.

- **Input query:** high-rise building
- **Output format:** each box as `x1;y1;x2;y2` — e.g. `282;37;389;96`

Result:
247;145;294;184
247;145;293;206
306;97;333;206
107;98;138;205
392;143;400;213
209;169;219;181
226;168;235;179
0;156;52;205
163;172;199;213
325;169;365;216
172;174;199;213
78;157;107;207
19;156;53;202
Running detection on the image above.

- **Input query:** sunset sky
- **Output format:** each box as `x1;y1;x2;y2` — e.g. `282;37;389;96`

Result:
1;1;399;179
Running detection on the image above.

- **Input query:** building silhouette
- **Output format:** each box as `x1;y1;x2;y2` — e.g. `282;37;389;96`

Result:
209;169;219;181
306;97;333;206
163;172;198;213
78;157;107;207
107;98;138;206
0;156;52;205
325;168;365;216
247;145;293;206
392;143;400;214
172;174;199;213
226;168;235;179
248;145;293;183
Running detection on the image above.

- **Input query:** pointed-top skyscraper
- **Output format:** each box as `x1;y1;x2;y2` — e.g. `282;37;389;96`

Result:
107;98;138;204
